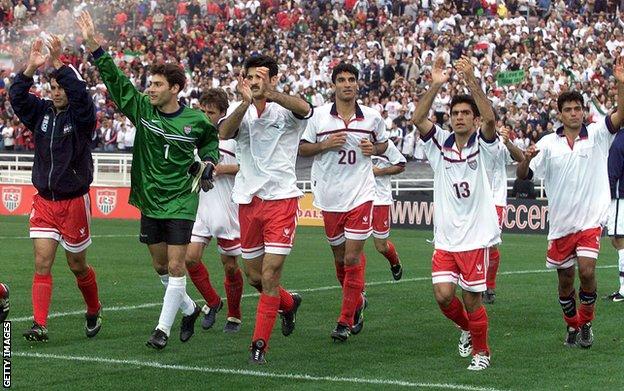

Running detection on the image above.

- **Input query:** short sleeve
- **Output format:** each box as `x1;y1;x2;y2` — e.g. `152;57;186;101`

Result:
373;115;388;144
590;115;618;154
301;112;318;143
529;137;548;179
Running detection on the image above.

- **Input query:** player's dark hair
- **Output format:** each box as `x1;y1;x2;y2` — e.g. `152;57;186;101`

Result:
199;88;229;114
244;55;278;78
557;91;584;112
450;94;480;117
149;63;186;93
331;63;359;83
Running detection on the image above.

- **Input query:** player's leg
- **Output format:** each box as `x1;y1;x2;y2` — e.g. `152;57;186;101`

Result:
185;238;223;329
218;238;243;333
323;210;347;286
332;238;366;341
60;193;101;338
24;238;57;341
574;227;601;348
607;236;624;302
0;283;9;322
330;243;346;286
372;205;402;280
484;245;499;304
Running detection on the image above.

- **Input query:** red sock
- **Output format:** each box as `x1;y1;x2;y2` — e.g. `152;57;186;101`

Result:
564;313;579;329
383;241;400;266
252;293;280;347
187;262;221;308
278;286;294;312
487;248;500;289
439;296;469;330
0;283;7;297
338;263;365;327
224;269;243;320
76;267;101;315
32;273;53;327
467;306;490;356
578;304;594;324
360;252;367;276
335;261;345;286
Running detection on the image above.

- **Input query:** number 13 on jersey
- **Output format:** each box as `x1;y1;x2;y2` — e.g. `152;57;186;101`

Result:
453;181;470;198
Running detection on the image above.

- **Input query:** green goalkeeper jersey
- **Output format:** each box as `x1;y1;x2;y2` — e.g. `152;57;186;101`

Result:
93;49;219;220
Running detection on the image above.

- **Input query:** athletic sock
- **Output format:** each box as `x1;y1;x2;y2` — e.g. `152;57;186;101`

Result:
335;261;345;286
32;273;53;327
156;276;187;336
75;266;101;315
278;286;294;312
159;273;194;315
338;263;365;327
187;262;221;308
224;269;243;320
618;249;624;296
251;293;280;348
383;241;401;266
486;248;500;289
467;306;490;356
439;296;469;330
578;290;597;325
559;291;579;329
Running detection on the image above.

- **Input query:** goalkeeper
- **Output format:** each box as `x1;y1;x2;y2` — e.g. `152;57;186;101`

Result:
77;11;219;349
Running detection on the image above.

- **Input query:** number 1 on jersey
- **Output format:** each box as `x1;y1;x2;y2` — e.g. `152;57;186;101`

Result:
453;182;470;198
164;144;170;160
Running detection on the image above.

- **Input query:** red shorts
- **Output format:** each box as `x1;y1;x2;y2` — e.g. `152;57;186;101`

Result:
546;227;602;269
496;205;505;229
239;197;298;259
190;235;242;256
323;201;373;246
431;248;489;292
372;205;391;239
29;193;92;253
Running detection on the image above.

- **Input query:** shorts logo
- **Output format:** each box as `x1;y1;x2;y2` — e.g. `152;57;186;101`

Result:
184;125;192;135
96;189;117;215
476;263;483;274
79;227;86;237
283;227;291;238
363;216;368;223
468;160;477;170
2;187;21;212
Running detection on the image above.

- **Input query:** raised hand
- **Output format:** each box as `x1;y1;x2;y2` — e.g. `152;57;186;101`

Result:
456;56;476;83
321;132;347;151
76;11;99;51
499;127;510;144
255;66;273;98
236;76;252;104
46;34;63;67
524;144;539;161
614;56;624;84
25;38;48;76
431;56;450;85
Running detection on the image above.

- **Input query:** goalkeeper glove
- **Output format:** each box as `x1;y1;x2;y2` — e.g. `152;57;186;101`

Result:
188;159;216;192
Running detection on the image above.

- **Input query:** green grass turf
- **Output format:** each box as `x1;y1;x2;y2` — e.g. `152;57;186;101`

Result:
1;215;624;390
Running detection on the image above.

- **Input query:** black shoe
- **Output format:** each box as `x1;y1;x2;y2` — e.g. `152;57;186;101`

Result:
606;291;624;302
578;322;594;349
201;299;223;330
482;289;496;304
23;322;48;342
249;339;267;364
223;318;241;333
351;294;368;335
85;306;102;338
280;293;301;336
146;328;168;350
180;303;202;342
331;323;351;342
390;263;403;281
564;326;579;347
0;283;9;323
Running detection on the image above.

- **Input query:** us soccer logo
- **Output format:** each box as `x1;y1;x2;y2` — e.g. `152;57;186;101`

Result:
96;189;117;215
468;160;478;170
2;187;21;212
184;125;192;135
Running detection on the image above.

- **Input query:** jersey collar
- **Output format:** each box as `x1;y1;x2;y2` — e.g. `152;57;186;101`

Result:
330;102;364;121
555;124;588;139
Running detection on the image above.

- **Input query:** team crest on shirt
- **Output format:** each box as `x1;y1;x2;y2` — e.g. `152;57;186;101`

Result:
184;125;192;135
467;160;478;170
96;189;117;215
1;186;21;212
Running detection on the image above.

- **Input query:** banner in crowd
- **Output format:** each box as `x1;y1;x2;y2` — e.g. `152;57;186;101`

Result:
0;184;140;219
496;70;526;86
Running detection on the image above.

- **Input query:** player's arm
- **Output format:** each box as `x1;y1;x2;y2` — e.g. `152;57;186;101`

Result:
214;164;239;176
500;127;524;163
610;56;624;130
8;39;48;130
456;56;496;140
298;132;347;157
219;77;251;139
412;57;449;136
77;11;146;124
47;35;96;131
516;145;539;180
191;120;220;192
373;163;405;176
257;67;312;119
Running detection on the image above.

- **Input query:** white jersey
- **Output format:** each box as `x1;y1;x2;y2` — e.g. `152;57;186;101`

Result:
372;141;407;205
231;101;310;204
487;140;513;207
193;139;240;240
530;117;617;240
422;125;501;251
302;102;388;212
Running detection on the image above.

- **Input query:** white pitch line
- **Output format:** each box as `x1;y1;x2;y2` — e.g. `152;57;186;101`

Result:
13;352;504;391
11;264;617;323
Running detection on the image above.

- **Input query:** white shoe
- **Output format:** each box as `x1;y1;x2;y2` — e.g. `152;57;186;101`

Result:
467;353;490;371
458;330;473;357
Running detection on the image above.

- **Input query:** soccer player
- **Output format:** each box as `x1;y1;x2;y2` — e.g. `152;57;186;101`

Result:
372;141;406;281
517;58;624;348
0;283;9;322
412;56;500;370
219;55;312;364
185;88;245;333
606;131;624;303
77;12;219;349
9;36;101;342
299;63;389;342
483;126;524;304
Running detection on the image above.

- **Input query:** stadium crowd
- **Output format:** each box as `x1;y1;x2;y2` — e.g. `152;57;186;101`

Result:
0;0;623;154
